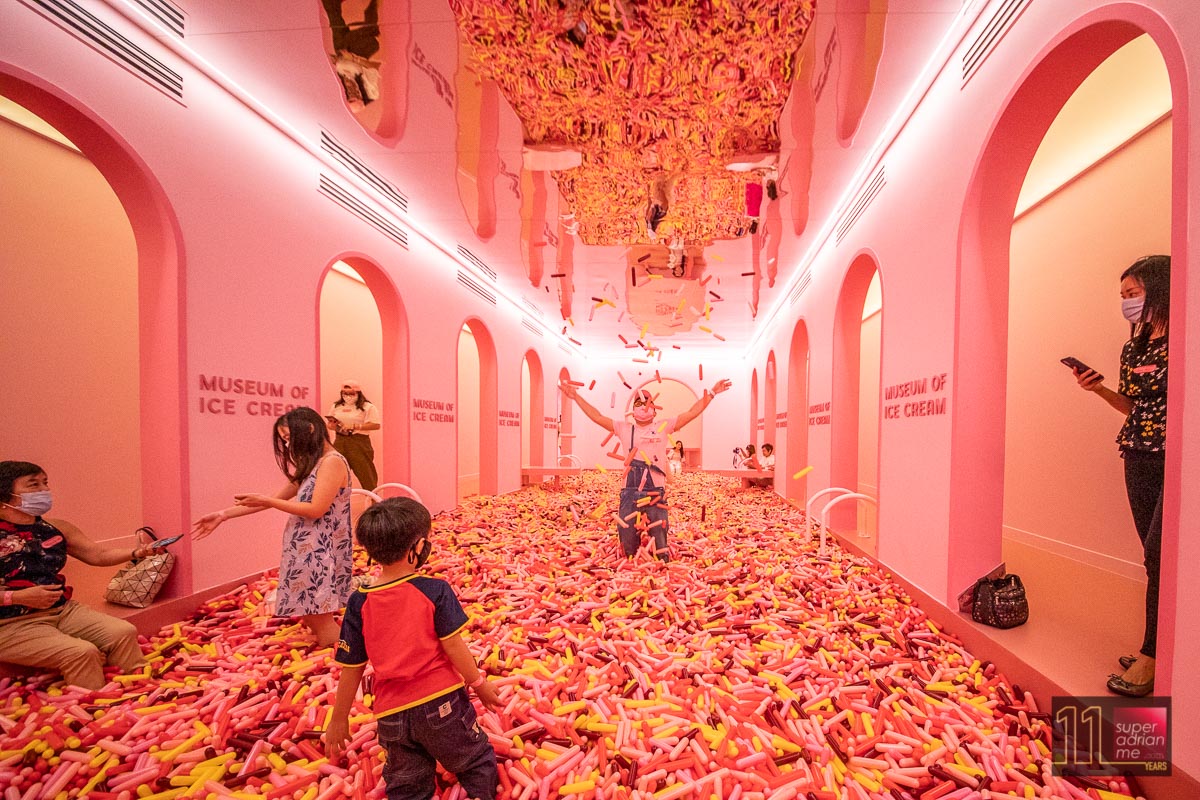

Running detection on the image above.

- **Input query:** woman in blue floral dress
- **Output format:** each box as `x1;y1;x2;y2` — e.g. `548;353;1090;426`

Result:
192;407;353;646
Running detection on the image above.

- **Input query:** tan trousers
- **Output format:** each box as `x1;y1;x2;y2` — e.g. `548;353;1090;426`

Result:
0;601;143;690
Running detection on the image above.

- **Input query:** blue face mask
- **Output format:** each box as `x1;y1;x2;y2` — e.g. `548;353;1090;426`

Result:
1122;296;1145;323
4;490;53;517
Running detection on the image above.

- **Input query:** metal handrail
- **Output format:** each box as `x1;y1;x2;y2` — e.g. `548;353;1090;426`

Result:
819;492;878;556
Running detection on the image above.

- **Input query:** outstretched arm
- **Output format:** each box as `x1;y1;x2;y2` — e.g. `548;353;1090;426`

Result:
559;382;616;433
676;379;732;431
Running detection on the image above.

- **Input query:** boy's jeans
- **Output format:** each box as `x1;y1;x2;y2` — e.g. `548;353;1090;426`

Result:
377;688;497;800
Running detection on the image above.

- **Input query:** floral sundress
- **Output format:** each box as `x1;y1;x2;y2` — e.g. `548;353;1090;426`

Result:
275;452;353;616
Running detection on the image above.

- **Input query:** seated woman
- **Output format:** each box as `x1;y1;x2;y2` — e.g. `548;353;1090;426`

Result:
738;443;760;469
0;461;158;689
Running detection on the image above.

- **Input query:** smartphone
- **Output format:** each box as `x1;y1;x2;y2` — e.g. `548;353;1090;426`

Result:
150;533;184;549
1061;356;1103;381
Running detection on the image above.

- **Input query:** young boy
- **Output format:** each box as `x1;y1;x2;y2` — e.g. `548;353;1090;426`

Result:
324;498;501;799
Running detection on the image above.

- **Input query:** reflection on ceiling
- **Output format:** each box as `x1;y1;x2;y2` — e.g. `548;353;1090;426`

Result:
449;0;816;248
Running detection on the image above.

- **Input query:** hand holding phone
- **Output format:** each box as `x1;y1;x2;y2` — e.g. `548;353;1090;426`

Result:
1061;356;1103;382
149;533;184;549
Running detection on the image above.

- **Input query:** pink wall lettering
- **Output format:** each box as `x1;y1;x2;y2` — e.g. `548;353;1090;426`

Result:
412;397;455;422
883;371;949;421
809;401;830;426
196;374;310;416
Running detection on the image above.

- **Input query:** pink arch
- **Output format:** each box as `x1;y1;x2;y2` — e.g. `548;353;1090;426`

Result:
763;351;778;461
0;64;191;595
952;5;1189;689
315;254;411;486
522;349;545;468
1;64;188;594
786;320;811;501
830;251;881;530
749;369;760;450
460;317;499;494
557;367;573;456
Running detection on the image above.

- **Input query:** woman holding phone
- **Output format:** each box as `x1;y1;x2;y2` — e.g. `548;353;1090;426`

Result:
1071;254;1169;697
326;380;381;491
0;460;158;689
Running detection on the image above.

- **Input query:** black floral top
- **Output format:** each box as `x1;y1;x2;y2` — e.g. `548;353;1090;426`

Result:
1117;336;1168;453
0;518;72;621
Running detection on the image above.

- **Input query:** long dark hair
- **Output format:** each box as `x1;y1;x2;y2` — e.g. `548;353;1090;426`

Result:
334;387;370;411
273;407;330;483
1122;254;1170;352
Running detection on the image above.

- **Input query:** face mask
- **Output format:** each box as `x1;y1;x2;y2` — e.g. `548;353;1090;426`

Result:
632;405;655;423
1122;296;1145;323
410;537;432;569
4;490;53;517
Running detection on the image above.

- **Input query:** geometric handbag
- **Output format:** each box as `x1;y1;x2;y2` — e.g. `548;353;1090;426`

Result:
105;526;176;608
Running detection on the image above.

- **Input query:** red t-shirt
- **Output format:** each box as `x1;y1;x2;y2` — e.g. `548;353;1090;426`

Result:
335;574;469;716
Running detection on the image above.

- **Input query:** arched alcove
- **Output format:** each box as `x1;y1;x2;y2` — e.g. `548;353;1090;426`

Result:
749;369;760;455
785;320;811;501
455;31;499;240
0;67;188;594
835;0;887;145
457;319;498;499
316;255;410;488
955;11;1188;701
831;253;882;540
318;0;410;142
521;350;545;468
557;367;574;458
763;351;779;476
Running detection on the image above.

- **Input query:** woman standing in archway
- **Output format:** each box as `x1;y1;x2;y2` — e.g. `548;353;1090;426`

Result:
1072;255;1169;697
327;380;382;491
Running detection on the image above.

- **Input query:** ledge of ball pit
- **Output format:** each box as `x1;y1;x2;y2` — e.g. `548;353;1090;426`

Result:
820;523;1200;799
703;468;775;489
520;465;582;488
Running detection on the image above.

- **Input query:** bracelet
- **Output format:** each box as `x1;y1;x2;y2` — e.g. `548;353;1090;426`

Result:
467;673;485;688
1;591;12;606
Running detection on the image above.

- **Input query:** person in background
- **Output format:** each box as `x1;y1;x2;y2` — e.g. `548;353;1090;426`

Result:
324;498;501;799
759;443;775;470
192;407;354;647
559;379;732;560
739;443;760;469
1071;255;1169;697
667;440;685;477
0;461;159;689
750;443;776;489
328;380;382;491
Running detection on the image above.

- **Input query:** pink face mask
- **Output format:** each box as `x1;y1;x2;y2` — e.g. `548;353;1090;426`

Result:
633;404;656;423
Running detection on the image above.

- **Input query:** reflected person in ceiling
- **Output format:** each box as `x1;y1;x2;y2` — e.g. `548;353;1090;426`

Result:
559;378;731;561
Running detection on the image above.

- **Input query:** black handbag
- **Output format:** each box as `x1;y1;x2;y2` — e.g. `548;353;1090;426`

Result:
971;574;1029;629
